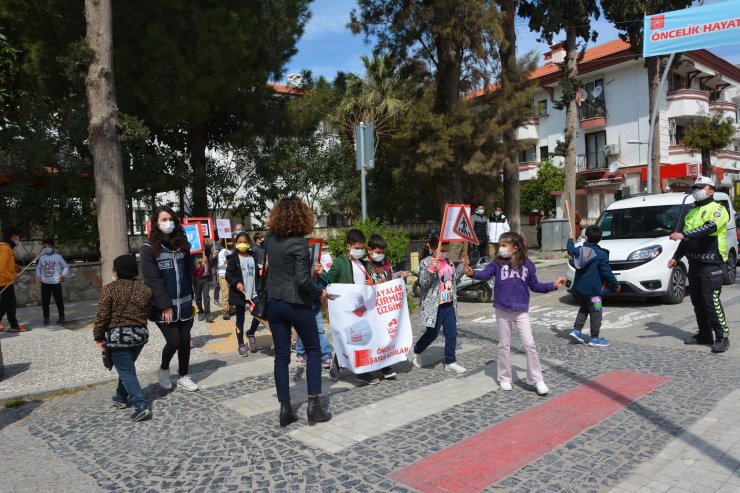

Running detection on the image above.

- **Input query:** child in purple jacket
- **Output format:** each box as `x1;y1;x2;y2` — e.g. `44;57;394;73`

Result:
464;232;565;395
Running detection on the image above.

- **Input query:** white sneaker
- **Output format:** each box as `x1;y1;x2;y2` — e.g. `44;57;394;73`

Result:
157;368;172;390
499;381;513;391
408;352;422;369
444;362;467;374
535;381;549;395
177;375;199;392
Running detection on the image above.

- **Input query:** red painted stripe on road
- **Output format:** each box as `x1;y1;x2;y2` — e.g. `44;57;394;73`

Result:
389;371;670;493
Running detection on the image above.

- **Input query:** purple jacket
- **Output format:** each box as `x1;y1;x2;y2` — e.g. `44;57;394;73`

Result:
473;259;557;311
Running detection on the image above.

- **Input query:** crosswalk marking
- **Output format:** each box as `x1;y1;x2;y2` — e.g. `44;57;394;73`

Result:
287;354;563;453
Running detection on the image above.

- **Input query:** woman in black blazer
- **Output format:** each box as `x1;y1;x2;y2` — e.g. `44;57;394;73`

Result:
225;232;261;357
265;196;332;427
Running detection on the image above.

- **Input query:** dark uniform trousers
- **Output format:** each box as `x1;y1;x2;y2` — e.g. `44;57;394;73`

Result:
688;263;728;341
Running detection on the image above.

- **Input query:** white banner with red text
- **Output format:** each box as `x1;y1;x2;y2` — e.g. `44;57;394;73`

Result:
327;278;412;374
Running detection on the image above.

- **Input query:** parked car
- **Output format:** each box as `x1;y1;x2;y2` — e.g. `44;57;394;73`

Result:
565;192;737;304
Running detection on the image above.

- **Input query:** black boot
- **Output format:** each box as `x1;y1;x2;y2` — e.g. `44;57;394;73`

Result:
712;337;730;353
279;401;298;428
307;396;332;425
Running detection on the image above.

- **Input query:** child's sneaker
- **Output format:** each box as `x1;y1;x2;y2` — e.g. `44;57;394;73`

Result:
322;357;333;369
296;354;307;366
177;375;199;392
56;317;65;325
499;381;513;391
535;381;549;395
112;395;129;409
130;405;151;422
444;362;467;374
246;335;257;351
157;368;172;389
588;337;609;348
237;345;248;357
43;318;50;326
569;329;585;343
408;352;421;369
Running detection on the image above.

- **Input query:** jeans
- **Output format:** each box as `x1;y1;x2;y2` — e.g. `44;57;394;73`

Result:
414;302;457;364
111;346;146;408
156;318;194;376
268;299;321;402
572;292;604;338
0;284;19;328
495;308;544;385
41;283;65;319
235;303;246;346
211;269;220;303
194;279;211;314
295;305;333;359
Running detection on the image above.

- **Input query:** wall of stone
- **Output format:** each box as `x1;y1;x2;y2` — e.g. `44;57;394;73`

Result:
13;262;102;307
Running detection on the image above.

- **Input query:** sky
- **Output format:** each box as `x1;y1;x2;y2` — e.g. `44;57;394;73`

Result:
283;0;740;83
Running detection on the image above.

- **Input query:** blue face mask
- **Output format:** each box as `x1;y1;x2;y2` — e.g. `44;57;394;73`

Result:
44;247;53;255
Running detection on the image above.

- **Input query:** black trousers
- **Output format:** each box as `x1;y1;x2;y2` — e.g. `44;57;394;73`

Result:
572;292;603;338
41;283;64;319
688;263;728;341
156;318;194;376
0;284;18;328
475;239;488;259
193;279;210;314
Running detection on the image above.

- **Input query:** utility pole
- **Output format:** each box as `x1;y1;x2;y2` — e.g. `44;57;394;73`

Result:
356;122;374;221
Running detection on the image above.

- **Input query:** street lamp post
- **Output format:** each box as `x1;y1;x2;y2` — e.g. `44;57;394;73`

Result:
628;139;650;192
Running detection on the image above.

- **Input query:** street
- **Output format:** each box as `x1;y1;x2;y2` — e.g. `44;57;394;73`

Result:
1;262;740;492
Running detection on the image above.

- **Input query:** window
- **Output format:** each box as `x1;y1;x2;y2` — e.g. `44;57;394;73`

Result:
669;72;688;92
579;79;606;120
518;147;536;163
540;145;549;161
536;99;548;116
597;205;682;239
585;131;607;169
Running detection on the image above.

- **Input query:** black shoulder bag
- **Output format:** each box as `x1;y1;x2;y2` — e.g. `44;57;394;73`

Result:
250;256;269;321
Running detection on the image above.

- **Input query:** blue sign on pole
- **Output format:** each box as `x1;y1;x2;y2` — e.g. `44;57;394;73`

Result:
183;224;204;254
644;0;740;57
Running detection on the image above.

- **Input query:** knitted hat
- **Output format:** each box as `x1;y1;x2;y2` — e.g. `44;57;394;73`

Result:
113;254;138;280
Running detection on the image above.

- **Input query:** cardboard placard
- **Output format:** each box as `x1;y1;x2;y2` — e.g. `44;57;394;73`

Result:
183;217;214;240
183;224;205;254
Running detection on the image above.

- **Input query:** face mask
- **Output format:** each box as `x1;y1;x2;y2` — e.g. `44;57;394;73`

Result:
494;211;502;217
235;243;249;252
476;209;484;215
692;189;708;201
44;247;53;255
439;252;449;260
350;248;365;260
159;221;175;234
371;253;385;263
498;246;512;258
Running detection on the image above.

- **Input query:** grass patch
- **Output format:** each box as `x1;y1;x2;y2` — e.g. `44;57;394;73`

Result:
45;383;102;399
4;397;30;409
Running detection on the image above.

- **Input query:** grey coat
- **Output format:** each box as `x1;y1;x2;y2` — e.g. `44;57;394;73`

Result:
417;256;464;328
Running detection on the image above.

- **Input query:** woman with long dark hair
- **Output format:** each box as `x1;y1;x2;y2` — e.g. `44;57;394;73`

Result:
265;196;331;427
140;206;199;392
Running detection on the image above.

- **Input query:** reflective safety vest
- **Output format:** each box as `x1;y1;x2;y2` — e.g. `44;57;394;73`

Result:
681;199;729;264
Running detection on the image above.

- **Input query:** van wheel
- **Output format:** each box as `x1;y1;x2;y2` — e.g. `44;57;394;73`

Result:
722;250;736;285
476;284;492;303
661;266;686;304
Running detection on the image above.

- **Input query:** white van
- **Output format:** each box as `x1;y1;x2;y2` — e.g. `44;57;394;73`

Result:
565;192;737;304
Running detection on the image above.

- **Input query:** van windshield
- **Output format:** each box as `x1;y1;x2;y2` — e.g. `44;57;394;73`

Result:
597;205;683;239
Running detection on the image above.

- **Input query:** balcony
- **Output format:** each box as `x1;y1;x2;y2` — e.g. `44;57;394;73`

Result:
667;89;710;120
517;161;540;181
515;119;539;141
709;101;738;122
579;104;607;129
576;152;607;172
668;144;701;165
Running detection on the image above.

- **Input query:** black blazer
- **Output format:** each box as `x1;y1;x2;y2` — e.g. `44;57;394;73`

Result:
224;250;261;308
264;234;323;306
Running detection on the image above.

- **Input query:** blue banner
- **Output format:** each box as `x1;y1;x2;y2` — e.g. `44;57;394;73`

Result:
644;0;740;57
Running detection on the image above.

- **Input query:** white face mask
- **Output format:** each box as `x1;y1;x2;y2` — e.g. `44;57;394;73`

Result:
692;188;708;202
494;211;502;217
498;246;512;258
159;220;175;234
371;253;385;262
476;209;484;215
350;248;365;260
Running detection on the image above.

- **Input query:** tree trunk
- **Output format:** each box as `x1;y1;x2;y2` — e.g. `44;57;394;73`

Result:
189;123;208;216
85;0;128;286
500;0;520;233
702;149;712;177
646;56;662;193
563;29;578;225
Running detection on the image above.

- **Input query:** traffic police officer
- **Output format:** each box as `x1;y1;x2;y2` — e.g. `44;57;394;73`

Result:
668;176;730;353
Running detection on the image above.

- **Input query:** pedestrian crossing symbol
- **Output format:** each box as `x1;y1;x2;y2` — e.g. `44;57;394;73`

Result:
453;208;478;244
